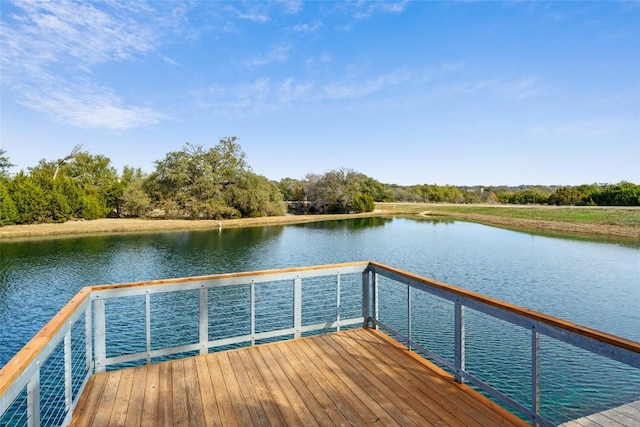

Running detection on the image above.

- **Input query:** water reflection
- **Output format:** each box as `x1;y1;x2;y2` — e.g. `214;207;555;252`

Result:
294;216;393;230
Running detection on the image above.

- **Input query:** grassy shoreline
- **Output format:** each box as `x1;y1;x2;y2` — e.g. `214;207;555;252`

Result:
379;203;640;239
1;204;638;240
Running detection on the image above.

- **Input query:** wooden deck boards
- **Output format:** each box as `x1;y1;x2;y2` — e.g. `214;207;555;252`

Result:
70;328;529;427
560;400;640;427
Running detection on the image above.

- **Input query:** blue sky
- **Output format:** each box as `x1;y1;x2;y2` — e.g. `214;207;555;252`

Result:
1;1;639;186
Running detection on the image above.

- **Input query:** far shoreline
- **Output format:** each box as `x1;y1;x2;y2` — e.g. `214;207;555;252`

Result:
0;213;382;240
1;207;638;241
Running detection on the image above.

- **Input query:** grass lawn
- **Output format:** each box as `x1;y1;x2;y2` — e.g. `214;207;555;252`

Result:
377;203;640;229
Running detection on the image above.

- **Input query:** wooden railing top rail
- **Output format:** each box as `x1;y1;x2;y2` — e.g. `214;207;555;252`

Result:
89;261;371;293
0;286;92;396
368;261;640;354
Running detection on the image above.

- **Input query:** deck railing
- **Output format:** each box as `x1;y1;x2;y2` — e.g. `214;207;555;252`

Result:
1;261;639;426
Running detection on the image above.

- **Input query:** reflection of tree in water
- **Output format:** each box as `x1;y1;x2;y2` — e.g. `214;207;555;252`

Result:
296;217;393;231
411;216;456;225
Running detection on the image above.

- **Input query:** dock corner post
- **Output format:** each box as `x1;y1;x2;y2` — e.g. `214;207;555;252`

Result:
362;270;370;328
454;300;465;384
294;277;302;338
93;297;106;373
199;286;208;355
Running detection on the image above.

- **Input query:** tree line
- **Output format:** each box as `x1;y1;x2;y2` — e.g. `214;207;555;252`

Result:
385;182;640;206
1;140;638;226
0;138;284;226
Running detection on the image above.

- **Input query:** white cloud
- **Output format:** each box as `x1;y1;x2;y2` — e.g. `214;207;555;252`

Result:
290;22;323;33
278;78;314;104
237;11;270;23
439;76;540;100
0;0;175;130
247;44;291;66
276;0;304;14
4;1;161;66
227;1;303;23
323;68;413;99
196;78;314;115
198;66;418;115
352;0;409;19
16;76;165;130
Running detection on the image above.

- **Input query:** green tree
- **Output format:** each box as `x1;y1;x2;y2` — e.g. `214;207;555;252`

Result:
122;181;151;217
549;187;584;206
28;148;118;220
0;180;18;225
303;168;390;213
148;137;279;219
121;168;152;217
226;172;285;218
0;149;14;177
67;152;119;216
78;190;109;219
351;193;375;213
361;177;393;202
592;182;640;206
8;173;49;223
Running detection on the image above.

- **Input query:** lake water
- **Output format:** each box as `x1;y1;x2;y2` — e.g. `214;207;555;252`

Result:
1;217;638;368
1;217;639;423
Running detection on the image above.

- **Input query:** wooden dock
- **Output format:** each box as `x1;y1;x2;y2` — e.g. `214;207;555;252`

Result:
70;328;528;426
560;400;640;427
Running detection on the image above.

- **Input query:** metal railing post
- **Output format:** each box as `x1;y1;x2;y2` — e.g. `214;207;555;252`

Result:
336;273;341;332
85;303;92;373
93;298;106;373
294;277;302;338
250;281;256;345
407;285;412;350
199;287;208;355
145;293;151;363
27;368;40;427
454;300;465;384
373;273;379;329
532;327;540;425
64;331;72;412
362;271;370;327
